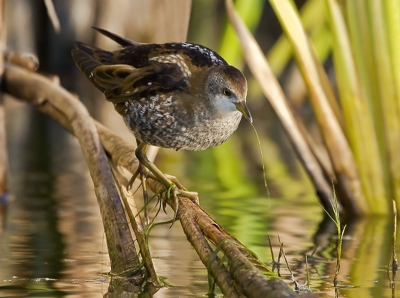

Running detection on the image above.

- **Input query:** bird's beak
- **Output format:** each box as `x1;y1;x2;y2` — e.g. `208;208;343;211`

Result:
234;101;253;123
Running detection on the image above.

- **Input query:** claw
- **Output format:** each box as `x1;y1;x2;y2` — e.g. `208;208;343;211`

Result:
159;184;199;222
170;187;180;220
163;174;199;204
127;168;140;191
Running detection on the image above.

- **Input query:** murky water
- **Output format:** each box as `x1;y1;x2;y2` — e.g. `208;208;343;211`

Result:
1;106;400;298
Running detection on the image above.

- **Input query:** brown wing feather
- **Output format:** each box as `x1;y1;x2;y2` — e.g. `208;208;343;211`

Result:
91;62;188;116
91;62;188;100
72;29;190;117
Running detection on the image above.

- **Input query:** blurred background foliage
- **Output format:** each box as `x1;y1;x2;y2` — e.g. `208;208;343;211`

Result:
224;0;400;216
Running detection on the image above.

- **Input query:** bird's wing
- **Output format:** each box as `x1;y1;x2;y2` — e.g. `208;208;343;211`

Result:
91;62;188;115
71;42;116;88
71;47;110;91
73;43;188;92
92;62;187;98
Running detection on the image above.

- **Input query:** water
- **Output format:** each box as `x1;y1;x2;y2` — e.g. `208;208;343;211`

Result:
1;107;400;298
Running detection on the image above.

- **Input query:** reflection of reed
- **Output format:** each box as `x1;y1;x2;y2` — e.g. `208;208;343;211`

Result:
303;214;392;298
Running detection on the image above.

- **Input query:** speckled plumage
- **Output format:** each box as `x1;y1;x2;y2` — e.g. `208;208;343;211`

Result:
72;27;252;151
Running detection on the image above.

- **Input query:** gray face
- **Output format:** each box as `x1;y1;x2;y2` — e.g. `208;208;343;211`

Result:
205;66;250;121
206;65;247;97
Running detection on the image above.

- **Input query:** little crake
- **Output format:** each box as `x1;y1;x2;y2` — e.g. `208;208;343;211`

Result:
72;27;252;152
72;28;252;209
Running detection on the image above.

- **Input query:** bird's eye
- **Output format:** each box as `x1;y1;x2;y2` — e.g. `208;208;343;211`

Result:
223;88;232;96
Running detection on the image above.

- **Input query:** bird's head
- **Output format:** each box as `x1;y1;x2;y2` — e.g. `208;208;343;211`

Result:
205;65;252;123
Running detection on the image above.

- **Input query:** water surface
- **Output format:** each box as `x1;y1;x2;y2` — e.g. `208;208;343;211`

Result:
1;107;399;298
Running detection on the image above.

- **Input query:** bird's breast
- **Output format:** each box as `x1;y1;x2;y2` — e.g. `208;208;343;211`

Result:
121;95;242;151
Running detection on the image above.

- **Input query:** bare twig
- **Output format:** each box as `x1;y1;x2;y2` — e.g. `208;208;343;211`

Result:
392;200;398;272
44;0;60;33
388;200;398;297
0;0;8;232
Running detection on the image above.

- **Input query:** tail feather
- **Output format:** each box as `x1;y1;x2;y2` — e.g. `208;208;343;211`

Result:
71;48;107;92
92;27;139;47
71;27;140;95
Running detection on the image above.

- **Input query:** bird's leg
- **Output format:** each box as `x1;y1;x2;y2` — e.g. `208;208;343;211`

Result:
127;155;151;223
134;143;199;214
140;169;149;223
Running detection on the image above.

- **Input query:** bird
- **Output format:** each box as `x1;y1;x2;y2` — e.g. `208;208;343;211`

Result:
71;27;252;209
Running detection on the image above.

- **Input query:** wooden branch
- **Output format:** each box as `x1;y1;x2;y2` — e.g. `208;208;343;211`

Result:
2;62;316;297
3;63;141;277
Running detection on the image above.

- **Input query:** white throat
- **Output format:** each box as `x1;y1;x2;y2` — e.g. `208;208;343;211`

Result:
214;96;240;118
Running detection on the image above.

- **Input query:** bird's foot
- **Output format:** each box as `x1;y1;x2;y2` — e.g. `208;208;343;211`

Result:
161;174;199;220
126;164;153;225
163;174;199;203
132;143;199;221
127;164;149;191
127;167;198;221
